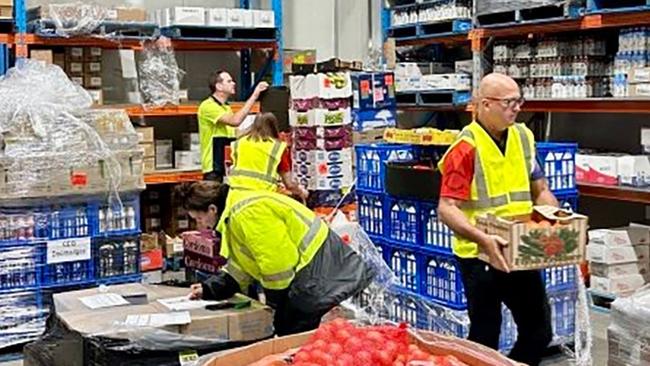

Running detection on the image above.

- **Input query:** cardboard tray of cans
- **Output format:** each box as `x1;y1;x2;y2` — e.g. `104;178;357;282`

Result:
476;206;588;271
383;127;459;146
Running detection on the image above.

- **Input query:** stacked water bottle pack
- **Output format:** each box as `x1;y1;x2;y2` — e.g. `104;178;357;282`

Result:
0;194;142;348
354;141;580;352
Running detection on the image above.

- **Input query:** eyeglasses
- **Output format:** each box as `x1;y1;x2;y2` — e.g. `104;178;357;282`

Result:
484;96;526;109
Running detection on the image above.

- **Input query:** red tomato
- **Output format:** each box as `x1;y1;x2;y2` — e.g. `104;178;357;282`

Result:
311;339;327;351
365;330;385;344
327;343;343;356
356;350;373;366
293;351;311;363
336;328;353;342
338;353;355;366
374;349;393;366
343;337;362;353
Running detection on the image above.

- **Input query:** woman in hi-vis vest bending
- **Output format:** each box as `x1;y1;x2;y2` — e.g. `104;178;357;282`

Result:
228;112;308;201
175;181;374;336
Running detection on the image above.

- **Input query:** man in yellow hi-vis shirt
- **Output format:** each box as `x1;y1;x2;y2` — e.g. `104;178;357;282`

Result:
438;73;558;366
198;69;268;181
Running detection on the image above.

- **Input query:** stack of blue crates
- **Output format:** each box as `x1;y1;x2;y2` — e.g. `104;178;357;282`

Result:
355;141;580;352
0;193;142;348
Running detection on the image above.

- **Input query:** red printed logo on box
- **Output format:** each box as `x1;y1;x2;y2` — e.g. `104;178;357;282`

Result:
385;74;394;85
71;172;88;186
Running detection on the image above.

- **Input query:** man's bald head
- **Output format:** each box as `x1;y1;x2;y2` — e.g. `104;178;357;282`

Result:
475;73;523;133
478;73;520;99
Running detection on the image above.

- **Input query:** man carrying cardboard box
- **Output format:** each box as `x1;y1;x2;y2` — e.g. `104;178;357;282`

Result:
437;73;559;366
198;70;267;182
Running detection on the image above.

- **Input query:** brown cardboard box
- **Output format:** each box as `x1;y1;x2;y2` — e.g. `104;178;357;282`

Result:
476;205;588;271
30;50;53;64
0;6;12;18
135;126;155;144
66;61;83;76
140;142;155;157
115;7;147;22
65;47;84;61
163;234;184;258
53;52;65;69
88;89;103;105
53;284;274;343
629;83;650;98
83;75;102;89
206;328;519;366
143;157;155;173
145;217;161;232
70;76;83;86
0;0;12;6
84;61;102;74
140;232;160;251
142;202;161;216
83;47;102;61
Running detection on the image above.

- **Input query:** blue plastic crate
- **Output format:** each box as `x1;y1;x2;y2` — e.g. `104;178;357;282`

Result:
421;202;453;254
354;143;415;193
543;265;577;292
48;203;95;240
536;142;578;196
556;192;579;212
500;306;517;353
0;244;42;292
418;299;469;338
356;192;387;239
41;241;95;288
549;289;577;344
382;242;422;294
93;195;141;237
385;196;420;246
421;253;466;309
93;236;141;281
0;209;49;245
387;292;420;328
96;273;143;286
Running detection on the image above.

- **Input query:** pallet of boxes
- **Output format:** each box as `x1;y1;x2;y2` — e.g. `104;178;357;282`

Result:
587;225;650;305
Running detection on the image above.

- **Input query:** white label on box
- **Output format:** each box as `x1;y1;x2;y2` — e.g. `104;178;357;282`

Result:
47;237;91;264
173;241;184;253
70;63;82;73
71;77;83;86
587;243;639;264
119;50;138;78
88;62;101;73
79;293;129;309
70;48;83;58
106;9;118;20
125;311;191;328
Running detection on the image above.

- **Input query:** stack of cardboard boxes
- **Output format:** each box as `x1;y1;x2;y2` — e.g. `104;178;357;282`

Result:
588;225;650;295
30;47;103;105
176;132;201;170
155;139;174;170
0;0;11;19
150;7;274;28
66;47;103;105
135;127;155;173
140;232;163;284
577;153;650;188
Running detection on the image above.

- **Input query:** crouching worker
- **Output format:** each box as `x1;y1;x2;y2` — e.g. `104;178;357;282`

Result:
175;181;375;336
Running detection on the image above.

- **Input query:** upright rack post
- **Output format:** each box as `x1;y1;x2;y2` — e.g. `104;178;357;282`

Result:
271;0;282;86
14;0;28;61
240;0;252;99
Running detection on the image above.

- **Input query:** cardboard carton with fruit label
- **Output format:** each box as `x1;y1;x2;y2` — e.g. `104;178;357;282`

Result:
476;205;588;271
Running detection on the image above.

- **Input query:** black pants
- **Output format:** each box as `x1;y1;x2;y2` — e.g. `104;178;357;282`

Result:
457;257;552;366
265;231;375;336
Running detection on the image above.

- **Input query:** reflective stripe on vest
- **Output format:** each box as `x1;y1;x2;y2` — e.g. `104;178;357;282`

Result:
229;140;283;184
224;260;253;286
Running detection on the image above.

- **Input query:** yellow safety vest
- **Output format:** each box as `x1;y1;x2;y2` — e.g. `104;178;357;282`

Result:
438;121;535;258
228;137;287;191
216;189;329;290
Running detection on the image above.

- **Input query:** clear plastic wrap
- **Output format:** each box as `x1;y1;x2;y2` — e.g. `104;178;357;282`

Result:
476;0;569;16
0;290;50;349
330;211;593;365
45;3;108;37
608;286;650;366
0;60;144;201
138;38;186;108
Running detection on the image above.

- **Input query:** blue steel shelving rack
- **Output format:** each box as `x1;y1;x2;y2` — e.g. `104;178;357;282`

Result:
7;0;284;89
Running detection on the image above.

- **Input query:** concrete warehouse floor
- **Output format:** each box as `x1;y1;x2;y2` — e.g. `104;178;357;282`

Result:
0;309;611;366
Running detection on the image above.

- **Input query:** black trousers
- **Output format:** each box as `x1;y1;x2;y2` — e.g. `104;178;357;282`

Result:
457;257;553;366
203;136;235;182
